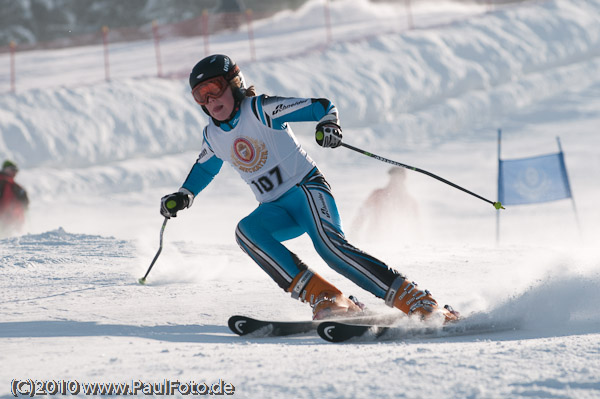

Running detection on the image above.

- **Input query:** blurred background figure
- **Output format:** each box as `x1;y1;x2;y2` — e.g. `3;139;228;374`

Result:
0;160;29;237
215;0;246;31
351;167;419;245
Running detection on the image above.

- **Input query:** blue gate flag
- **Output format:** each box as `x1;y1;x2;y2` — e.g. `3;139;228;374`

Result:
498;152;572;206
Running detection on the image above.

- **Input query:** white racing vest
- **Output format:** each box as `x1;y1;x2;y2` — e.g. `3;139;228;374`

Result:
203;97;317;203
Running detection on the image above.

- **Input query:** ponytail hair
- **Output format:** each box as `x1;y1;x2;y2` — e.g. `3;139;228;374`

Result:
230;75;256;99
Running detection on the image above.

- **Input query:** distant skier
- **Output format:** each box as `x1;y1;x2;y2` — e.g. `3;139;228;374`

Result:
0;160;29;236
352;167;419;244
160;54;458;322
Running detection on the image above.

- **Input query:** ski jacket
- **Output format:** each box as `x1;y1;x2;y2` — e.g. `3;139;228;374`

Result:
182;95;338;203
0;172;29;224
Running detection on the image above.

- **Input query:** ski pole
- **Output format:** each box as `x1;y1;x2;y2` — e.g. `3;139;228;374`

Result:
341;142;504;210
138;217;168;285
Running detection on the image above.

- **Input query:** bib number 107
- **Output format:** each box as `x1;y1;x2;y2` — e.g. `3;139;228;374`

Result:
251;166;283;194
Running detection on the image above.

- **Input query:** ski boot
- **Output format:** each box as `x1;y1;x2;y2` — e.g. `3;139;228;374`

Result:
385;276;459;323
287;270;365;320
312;293;366;320
443;304;461;321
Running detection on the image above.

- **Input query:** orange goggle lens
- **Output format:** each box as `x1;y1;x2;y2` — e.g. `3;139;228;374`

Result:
191;77;228;105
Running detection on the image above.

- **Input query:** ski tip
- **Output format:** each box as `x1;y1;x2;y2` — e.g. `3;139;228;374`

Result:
318;322;341;343
318;321;370;343
228;315;252;336
318;320;390;343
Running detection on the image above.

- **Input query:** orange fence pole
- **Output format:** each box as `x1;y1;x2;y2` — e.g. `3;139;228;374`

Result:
323;0;333;46
405;0;414;30
152;21;163;77
9;41;16;93
202;10;210;57
246;10;257;62
102;26;110;82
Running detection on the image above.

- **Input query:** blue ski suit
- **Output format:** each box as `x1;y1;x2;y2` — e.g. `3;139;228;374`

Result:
181;94;401;301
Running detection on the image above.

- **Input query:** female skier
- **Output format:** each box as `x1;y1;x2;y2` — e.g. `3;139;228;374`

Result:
161;54;458;322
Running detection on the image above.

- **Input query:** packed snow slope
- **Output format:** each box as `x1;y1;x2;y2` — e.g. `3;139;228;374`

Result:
2;1;600;398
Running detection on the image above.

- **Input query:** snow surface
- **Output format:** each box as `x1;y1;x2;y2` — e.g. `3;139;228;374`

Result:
2;0;600;398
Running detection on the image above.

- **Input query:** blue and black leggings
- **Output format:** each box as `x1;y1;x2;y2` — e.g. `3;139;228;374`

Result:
235;168;401;299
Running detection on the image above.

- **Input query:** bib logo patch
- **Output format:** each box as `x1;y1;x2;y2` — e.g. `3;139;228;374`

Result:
231;137;268;173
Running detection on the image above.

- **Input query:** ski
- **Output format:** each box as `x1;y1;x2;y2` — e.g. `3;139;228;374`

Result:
228;313;400;337
228;315;319;337
317;315;521;343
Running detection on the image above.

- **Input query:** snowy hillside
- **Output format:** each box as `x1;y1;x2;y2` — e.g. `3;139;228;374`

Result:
2;0;600;398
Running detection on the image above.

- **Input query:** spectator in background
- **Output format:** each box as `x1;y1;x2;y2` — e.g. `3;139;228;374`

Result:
352;167;419;245
0;160;29;236
215;0;246;30
216;0;246;12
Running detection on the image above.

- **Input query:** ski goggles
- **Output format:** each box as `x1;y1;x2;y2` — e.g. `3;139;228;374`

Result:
191;76;229;105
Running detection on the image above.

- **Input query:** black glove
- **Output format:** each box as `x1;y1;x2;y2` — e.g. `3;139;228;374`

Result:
315;122;342;148
160;191;192;218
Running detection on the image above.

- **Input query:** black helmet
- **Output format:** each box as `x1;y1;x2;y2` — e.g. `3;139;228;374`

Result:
189;54;247;122
189;54;245;90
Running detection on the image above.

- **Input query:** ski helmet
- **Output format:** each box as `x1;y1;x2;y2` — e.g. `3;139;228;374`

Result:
189;55;247;121
189;54;245;91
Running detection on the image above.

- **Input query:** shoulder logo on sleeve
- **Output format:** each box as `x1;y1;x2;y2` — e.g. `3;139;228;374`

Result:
272;99;310;116
231;137;268;173
197;148;208;162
